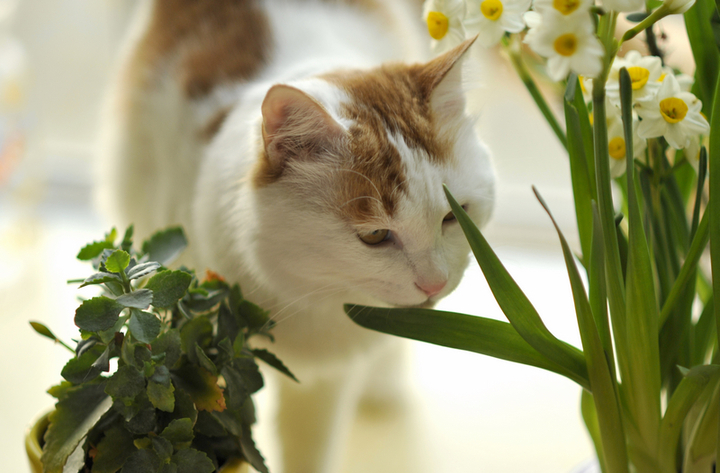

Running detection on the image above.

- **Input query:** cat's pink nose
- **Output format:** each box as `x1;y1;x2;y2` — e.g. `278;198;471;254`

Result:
416;281;447;298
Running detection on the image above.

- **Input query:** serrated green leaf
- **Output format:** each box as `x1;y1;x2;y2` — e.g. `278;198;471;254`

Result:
128;310;161;344
119;448;162;473
153;330;182;369
120;225;134;252
222;359;264;408
152;436;174;462
171;364;226;412
75;296;125;332
79;272;122;289
238;300;270;331
142;227;187;266
171;448;214;473
160;418;194;447
239;424;269;473
194;411;227;438
41;383;113;473
180;317;213;364
116;289;153;310
106;250;131;274
252;348;298;382
147;379;175;413
126;406;157;435
61;345;107;384
169;388;198;426
106;365;145;401
91;425;136;473
126;262;162;280
145;270;192;308
77;241;115;261
195;343;218;376
47;381;73;400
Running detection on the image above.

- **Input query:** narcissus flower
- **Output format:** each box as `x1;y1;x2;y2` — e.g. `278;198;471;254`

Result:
635;74;710;149
662;0;695;14
606;51;662;103
424;0;467;53
524;11;604;81
606;116;648;178
464;0;532;46
532;0;593;16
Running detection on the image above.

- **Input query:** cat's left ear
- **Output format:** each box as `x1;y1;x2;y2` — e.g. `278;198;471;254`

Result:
419;36;477;122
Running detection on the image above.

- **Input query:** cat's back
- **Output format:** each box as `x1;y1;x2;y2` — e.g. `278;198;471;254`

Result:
98;0;426;243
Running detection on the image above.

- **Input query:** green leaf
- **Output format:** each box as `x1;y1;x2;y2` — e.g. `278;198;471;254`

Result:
106;364;145;402
239;424;269;473
117;289;154;310
145;270;192;308
195;343;218;376
160;418;194;447
79;272;122;289
152;330;182;369
105;250;131;274
345;304;589;389
147;379;175;412
620;67;662;463
129;310;161;344
659;365;720;473
534;187;629;473
77;241;115;261
180;317;213;364
29;321;74;352
221;359;264;409
238;299;271;331
41;383;113;473
442;185;589;389
61;345;107;384
120;225;134;252
171;448;215;473
171;364;226;412
142;227;187;266
119;449;162;473
252;348;298;382
91;425;137;473
152;436;174;463
126;261;162;280
685;0;720;116
75;296;125;332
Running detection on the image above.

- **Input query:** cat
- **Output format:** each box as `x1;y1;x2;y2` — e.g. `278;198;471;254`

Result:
98;1;495;472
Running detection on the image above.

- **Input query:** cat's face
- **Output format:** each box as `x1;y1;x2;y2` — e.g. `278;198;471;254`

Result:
250;38;494;307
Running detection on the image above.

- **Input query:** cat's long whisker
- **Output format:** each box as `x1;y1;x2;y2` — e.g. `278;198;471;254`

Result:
339;195;385;209
260;281;348;330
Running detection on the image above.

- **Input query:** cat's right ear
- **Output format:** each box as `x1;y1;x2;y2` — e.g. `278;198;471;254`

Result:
260;85;345;176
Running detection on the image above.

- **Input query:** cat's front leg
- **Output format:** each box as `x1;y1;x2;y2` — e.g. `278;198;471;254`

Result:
275;360;368;473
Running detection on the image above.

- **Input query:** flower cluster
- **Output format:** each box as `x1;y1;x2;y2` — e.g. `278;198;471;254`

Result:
422;0;709;176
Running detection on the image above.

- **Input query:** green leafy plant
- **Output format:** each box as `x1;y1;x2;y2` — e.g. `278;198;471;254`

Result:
31;226;295;473
346;1;720;472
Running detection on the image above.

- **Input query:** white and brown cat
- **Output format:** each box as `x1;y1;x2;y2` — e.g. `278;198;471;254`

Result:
99;1;494;472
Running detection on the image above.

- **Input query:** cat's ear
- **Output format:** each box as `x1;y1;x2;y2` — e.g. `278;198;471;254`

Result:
261;85;345;172
418;36;477;121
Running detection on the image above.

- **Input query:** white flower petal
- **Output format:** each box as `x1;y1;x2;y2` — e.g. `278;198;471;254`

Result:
637;116;666;139
664;124;688;149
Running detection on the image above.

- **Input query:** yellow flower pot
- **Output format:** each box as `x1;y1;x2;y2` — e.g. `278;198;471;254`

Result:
25;412;249;473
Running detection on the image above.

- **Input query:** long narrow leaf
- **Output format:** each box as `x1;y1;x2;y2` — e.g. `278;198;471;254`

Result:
535;187;628;473
659;365;720;473
684;0;720;116
345;305;589;389
564;77;595;267
589;203;614;376
620;68;663;465
443;185;589;388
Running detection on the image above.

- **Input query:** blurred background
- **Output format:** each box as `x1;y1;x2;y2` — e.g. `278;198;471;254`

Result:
0;1;692;472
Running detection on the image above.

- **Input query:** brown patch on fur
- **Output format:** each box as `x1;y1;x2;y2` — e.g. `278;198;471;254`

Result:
200;107;232;141
130;0;272;98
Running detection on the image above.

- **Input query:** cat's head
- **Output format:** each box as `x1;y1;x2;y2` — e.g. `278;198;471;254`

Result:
250;38;494;308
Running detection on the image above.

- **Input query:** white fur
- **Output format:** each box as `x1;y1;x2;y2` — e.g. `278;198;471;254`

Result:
98;1;494;472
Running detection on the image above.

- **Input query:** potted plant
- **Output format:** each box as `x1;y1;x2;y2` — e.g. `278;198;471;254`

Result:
346;1;719;472
26;226;295;473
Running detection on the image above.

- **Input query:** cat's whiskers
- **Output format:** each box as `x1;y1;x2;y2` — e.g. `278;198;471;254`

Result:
339;195;385;209
260;281;347;329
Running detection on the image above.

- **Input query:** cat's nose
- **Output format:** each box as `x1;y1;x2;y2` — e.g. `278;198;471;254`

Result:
416;281;447;298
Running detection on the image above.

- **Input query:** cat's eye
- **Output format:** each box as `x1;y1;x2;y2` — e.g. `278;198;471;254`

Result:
443;205;468;223
358;229;390;245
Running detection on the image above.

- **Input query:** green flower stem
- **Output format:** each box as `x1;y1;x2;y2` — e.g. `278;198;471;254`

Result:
504;36;567;150
620;5;670;44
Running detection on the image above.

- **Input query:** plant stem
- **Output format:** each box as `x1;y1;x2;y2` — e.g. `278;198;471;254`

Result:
621;5;670;44
504;36;568;150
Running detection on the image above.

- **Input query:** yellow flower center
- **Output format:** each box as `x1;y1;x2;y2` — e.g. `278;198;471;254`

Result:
426;11;449;40
658;73;667;82
627;66;650;90
609;137;626;160
554;33;578;57
660;97;688;123
481;0;504;20
553;0;581;14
